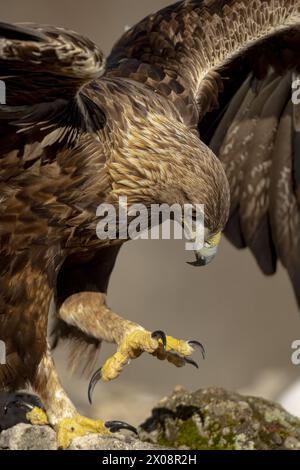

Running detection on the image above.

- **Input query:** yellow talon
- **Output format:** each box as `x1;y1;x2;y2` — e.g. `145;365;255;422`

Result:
120;329;157;355
88;325;204;402
27;407;111;448
100;328;194;382
26;407;49;426
101;351;129;381
165;335;193;355
56;415;110;449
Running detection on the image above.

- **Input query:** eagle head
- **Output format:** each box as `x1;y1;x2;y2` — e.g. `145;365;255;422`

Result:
108;117;230;267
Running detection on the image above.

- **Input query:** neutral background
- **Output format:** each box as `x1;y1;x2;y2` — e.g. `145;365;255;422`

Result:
2;0;300;423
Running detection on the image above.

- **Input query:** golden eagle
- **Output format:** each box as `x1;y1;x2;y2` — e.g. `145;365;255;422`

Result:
0;0;300;447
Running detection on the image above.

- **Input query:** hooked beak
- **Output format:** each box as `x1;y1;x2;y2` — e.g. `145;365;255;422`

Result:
187;232;222;267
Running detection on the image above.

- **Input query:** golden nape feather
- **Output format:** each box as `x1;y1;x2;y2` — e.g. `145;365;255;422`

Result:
0;0;300;447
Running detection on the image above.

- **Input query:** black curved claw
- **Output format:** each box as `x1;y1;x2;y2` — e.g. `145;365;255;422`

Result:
105;420;138;435
3;399;34;414
188;340;206;360
151;330;167;351
88;367;102;405
184;357;199;369
3;392;44;414
0;393;44;431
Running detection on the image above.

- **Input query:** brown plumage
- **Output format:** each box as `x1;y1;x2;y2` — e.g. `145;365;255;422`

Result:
0;0;300;447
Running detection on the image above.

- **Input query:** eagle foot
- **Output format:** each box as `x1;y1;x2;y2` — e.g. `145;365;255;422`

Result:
26;407;136;448
56;415;110;449
26;406;49;426
56;415;136;449
88;327;205;403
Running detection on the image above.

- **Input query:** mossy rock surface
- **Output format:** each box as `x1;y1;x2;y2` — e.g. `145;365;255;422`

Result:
139;387;300;450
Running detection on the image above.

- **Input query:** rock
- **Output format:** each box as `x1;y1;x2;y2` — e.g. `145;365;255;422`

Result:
1;387;300;450
139;387;300;450
69;434;168;450
0;424;57;450
0;423;169;450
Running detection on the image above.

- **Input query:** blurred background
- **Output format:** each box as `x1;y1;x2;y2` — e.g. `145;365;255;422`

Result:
2;0;300;424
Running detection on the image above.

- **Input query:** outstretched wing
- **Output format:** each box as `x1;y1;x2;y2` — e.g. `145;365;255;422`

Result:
107;0;300;305
199;42;300;305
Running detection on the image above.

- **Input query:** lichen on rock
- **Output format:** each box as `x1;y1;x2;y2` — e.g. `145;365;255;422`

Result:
1;387;300;450
139;387;300;450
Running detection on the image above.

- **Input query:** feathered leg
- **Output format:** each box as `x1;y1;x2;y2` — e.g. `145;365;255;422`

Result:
54;247;203;403
29;348;114;449
0;254;53;391
0;252;133;448
57;292;204;403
